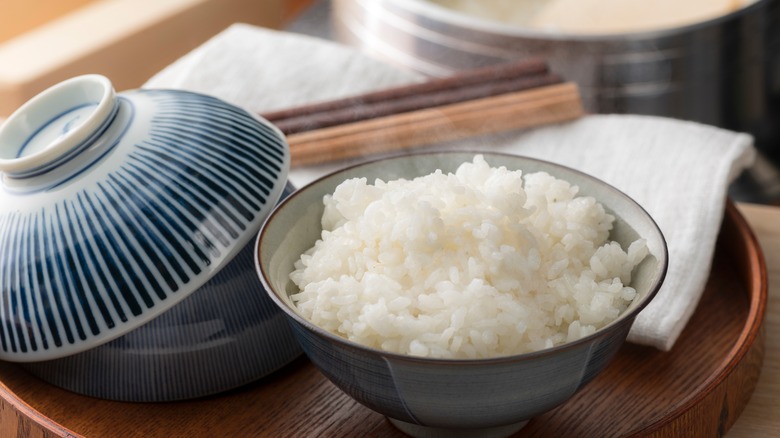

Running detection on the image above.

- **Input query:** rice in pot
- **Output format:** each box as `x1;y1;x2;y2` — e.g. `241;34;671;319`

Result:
290;155;647;359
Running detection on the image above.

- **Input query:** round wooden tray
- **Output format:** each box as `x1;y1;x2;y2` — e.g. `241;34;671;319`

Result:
0;201;767;437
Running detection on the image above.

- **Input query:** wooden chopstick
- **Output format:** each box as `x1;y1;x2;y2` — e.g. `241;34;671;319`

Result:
258;59;585;167
270;73;563;135
263;58;551;130
286;82;584;167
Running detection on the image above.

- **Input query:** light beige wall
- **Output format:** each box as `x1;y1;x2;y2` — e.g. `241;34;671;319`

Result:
0;0;287;117
0;0;100;43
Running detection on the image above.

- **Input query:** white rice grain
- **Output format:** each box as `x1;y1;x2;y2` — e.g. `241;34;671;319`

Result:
290;155;646;359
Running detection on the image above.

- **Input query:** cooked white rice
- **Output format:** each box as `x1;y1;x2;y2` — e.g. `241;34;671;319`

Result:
290;155;647;359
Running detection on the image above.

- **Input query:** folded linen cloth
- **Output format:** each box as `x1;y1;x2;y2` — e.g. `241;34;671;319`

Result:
145;24;755;351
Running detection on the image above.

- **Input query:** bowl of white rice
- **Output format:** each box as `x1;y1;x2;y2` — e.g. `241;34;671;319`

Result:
255;152;667;437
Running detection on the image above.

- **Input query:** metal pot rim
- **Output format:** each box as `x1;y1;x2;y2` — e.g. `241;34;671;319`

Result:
387;0;773;41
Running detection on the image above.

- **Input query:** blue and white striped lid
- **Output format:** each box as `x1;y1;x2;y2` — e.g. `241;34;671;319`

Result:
0;75;290;361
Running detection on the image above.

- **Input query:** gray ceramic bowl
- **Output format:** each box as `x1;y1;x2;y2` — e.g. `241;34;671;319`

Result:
255;152;667;437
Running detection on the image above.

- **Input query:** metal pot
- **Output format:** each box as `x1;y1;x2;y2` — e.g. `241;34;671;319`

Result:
332;0;780;158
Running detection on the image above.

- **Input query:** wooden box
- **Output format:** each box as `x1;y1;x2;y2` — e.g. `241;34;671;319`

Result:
0;0;288;117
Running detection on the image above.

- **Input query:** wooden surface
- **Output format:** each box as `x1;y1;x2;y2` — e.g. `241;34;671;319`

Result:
0;0;99;43
0;0;297;117
287;83;584;166
0;201;770;437
729;203;780;437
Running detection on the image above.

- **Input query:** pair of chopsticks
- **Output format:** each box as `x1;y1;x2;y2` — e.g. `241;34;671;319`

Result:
261;59;584;167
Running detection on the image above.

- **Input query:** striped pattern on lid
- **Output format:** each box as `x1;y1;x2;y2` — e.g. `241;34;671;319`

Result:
0;89;289;361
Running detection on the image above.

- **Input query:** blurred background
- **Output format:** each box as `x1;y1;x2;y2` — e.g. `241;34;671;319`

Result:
290;0;780;204
0;0;303;117
2;0;779;203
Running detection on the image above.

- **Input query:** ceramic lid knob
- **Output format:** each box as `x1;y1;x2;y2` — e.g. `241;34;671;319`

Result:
0;75;116;178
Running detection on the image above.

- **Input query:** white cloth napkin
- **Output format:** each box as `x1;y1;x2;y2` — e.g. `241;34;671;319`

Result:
144;24;755;351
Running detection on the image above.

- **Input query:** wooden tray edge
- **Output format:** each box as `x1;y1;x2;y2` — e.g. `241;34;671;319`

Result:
633;200;768;437
0;383;77;437
0;201;769;438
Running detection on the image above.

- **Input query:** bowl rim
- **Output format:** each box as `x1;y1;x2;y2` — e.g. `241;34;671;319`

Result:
255;150;669;365
380;0;771;42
